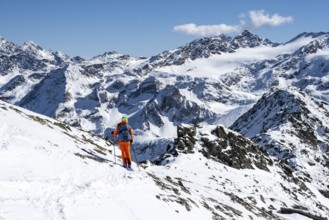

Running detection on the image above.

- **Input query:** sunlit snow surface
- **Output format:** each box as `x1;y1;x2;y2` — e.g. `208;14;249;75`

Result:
1;100;328;220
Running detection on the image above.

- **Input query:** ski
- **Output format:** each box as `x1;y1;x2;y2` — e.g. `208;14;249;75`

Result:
120;164;134;171
126;165;133;171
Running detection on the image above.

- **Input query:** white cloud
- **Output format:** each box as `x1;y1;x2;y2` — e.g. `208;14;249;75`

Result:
173;10;294;37
248;10;294;28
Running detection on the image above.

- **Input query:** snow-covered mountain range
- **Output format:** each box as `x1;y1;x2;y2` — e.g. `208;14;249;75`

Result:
1;30;329;219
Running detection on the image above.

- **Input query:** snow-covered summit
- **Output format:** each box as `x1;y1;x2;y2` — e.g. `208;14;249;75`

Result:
0;36;18;54
150;30;277;67
231;30;278;49
21;40;55;60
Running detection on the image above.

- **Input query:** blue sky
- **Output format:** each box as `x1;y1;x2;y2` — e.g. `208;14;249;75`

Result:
0;0;328;58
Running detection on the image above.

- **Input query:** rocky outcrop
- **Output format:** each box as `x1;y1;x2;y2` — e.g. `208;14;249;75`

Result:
280;207;328;220
201;125;273;171
175;125;197;154
173;124;273;171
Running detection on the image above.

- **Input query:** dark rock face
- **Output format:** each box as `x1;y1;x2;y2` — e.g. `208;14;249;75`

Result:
319;189;329;199
130;76;158;98
175;125;197;153
158;85;216;125
173;124;273;171
17;66;68;117
201;126;273;171
0;75;26;94
81;64;104;78
130;99;165;131
0;55;14;74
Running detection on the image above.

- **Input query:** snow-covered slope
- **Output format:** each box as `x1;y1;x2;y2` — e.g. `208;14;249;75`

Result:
1;100;328;220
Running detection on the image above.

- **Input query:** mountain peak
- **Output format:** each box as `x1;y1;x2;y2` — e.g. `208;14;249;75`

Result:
240;29;254;36
20;40;56;60
235;30;261;40
232;30;277;48
0;36;7;48
0;36;18;53
22;40;42;50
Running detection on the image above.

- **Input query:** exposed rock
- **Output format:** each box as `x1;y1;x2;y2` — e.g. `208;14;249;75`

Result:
201;125;273;171
319;189;329;199
175;125;197;153
280;207;328;220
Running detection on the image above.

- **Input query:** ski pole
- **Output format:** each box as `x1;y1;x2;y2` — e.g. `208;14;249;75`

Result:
131;141;140;171
113;139;116;164
105;134;116;165
110;134;117;165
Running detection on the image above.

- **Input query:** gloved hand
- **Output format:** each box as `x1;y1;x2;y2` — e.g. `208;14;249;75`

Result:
130;139;133;144
111;131;114;135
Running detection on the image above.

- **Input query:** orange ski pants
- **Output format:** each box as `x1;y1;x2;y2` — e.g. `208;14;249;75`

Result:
118;141;132;166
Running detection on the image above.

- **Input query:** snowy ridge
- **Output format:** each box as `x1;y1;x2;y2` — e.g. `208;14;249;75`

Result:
230;87;329;202
1;100;329;220
149;30;277;67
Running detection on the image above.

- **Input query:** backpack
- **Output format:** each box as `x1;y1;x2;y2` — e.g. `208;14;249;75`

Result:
118;124;132;142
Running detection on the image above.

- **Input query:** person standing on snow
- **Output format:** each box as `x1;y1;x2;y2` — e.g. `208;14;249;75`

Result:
112;116;134;168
